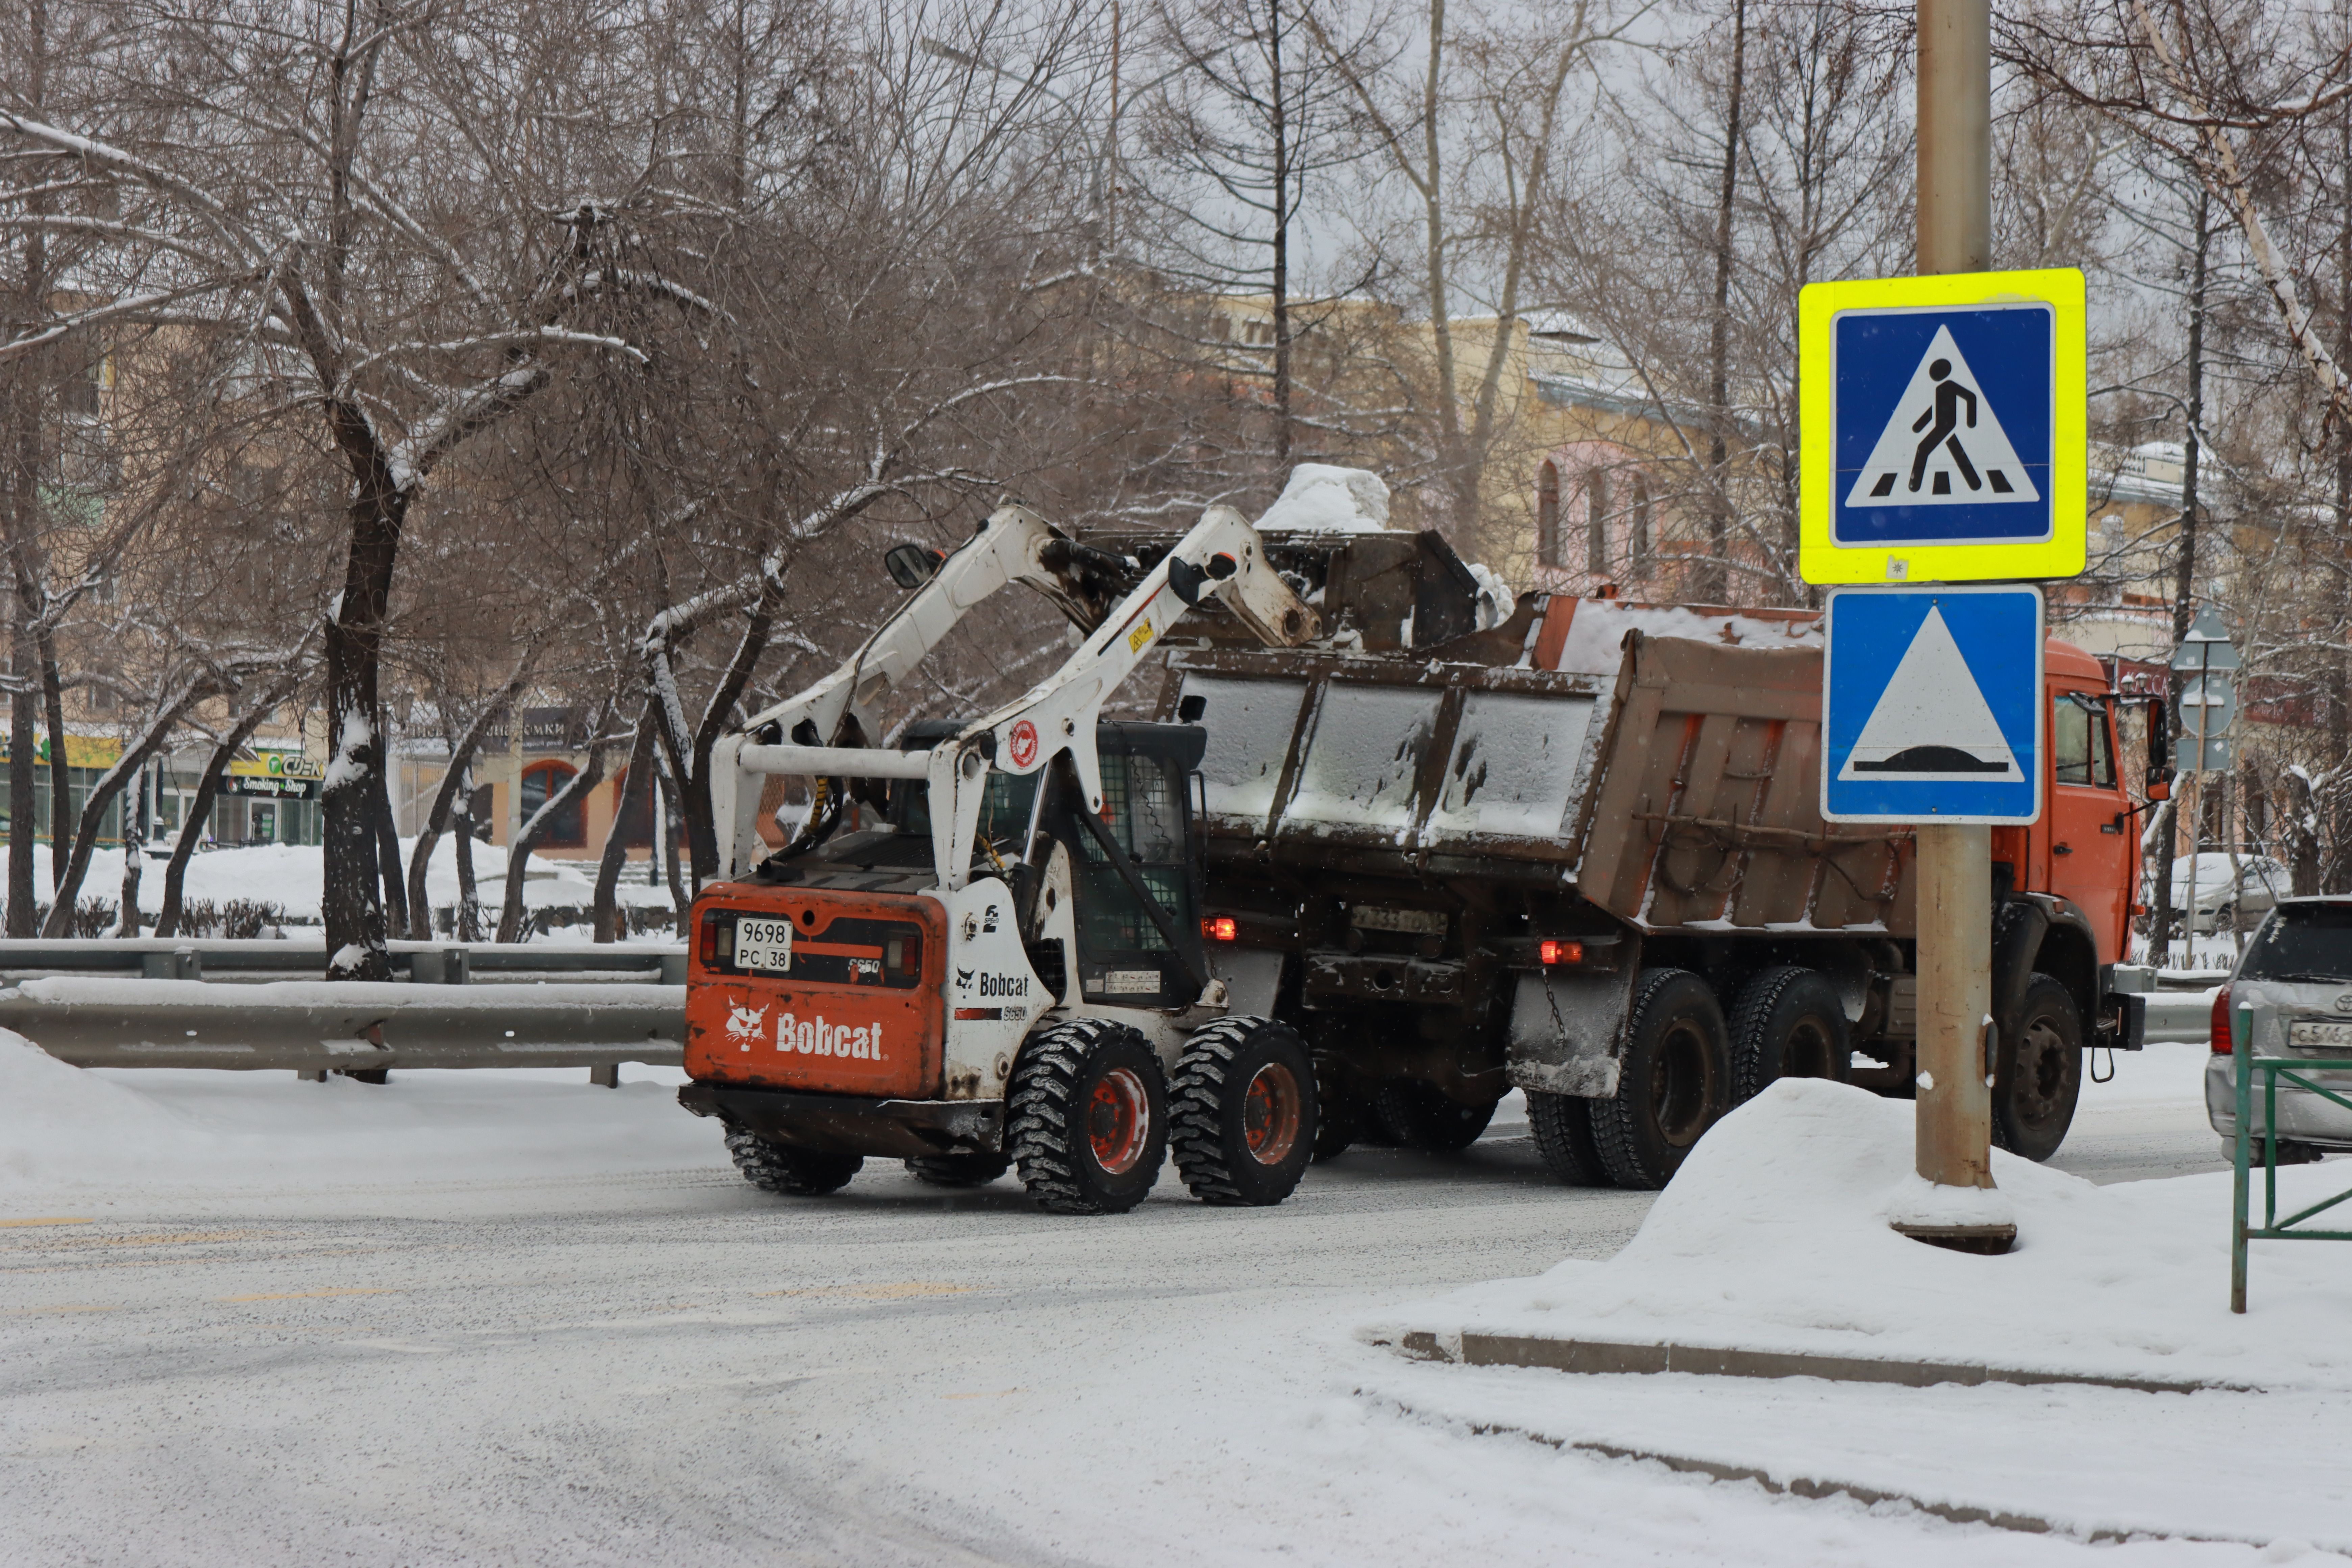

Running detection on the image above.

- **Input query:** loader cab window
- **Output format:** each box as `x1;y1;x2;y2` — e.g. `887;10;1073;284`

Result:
887;768;1040;871
2054;693;2114;788
1047;726;1207;1008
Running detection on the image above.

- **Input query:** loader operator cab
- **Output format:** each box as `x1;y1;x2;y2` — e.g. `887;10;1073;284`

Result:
763;718;1211;1013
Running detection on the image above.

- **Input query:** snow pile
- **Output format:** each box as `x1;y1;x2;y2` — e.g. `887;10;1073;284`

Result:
1256;464;1392;533
1380;1078;2352;1389
1549;601;1821;677
1464;561;1514;631
0;1031;721;1192
3;840;676;928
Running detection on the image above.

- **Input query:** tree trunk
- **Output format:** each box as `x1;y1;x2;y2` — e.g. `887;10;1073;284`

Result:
7;632;34;936
658;759;692;924
496;741;606;943
1269;0;1294;468
1702;0;1748;605
40;686;214;936
453;783;482;942
594;714;656;943
37;623;66;890
372;749;407;937
113;844;141;937
319;481;409;979
2150;179;2213;959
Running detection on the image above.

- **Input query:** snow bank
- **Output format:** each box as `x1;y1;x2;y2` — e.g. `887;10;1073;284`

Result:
0;1031;721;1193
1256;464;1392;532
3;840;676;926
1380;1078;2352;1390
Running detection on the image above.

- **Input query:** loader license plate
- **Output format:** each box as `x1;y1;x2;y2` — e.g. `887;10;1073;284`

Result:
2289;1019;2352;1050
734;915;794;975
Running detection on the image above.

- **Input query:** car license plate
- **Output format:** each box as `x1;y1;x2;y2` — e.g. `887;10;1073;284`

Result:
2288;1019;2352;1050
735;915;794;975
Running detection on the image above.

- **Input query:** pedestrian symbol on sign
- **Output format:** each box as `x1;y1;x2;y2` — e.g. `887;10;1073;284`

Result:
1845;326;2039;508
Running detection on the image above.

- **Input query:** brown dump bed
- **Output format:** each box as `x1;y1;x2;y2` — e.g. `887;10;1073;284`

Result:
1167;632;1916;937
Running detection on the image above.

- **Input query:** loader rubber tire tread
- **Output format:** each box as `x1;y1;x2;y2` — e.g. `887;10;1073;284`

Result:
1527;1091;1611;1186
1169;1015;1318;1206
725;1129;863;1196
1727;965;1853;1105
1589;967;1731;1192
1006;1017;1168;1215
903;1153;1010;1188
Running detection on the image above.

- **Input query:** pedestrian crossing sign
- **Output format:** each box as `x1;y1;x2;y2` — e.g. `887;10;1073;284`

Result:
1799;269;2085;585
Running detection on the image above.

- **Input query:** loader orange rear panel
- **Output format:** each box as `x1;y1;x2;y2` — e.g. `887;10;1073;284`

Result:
685;884;947;1098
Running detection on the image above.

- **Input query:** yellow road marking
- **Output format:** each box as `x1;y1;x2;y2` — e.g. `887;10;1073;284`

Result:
757;1281;975;1301
215;1288;398;1303
0;1218;92;1228
57;1231;261;1249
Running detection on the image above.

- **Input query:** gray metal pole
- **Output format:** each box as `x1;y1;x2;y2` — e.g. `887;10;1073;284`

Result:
1904;0;2011;1250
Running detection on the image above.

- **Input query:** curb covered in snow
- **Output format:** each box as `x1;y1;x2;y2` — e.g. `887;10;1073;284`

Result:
1377;1329;2231;1394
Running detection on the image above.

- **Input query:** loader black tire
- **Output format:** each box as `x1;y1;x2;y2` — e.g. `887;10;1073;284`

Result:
1170;1015;1317;1206
902;1153;1010;1188
1371;1081;1499;1152
1728;966;1852;1105
1590;968;1731;1191
1992;973;2082;1163
1006;1018;1168;1215
725;1129;862;1196
1527;1091;1611;1185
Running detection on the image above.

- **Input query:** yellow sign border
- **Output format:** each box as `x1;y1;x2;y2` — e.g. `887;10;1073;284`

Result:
1799;268;2086;585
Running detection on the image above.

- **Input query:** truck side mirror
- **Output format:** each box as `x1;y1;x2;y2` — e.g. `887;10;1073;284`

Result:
883;543;943;590
2145;694;2172;798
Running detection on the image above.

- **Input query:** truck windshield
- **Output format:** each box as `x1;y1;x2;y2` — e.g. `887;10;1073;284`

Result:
2239;904;2352;984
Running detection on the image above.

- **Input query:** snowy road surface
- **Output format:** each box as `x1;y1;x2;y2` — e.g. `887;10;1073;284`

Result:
3;1041;2301;1567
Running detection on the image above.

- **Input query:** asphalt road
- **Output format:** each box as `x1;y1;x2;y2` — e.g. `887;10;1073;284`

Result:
0;1069;2232;1567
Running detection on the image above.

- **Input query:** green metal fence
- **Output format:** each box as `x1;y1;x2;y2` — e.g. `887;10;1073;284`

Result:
2231;1002;2352;1312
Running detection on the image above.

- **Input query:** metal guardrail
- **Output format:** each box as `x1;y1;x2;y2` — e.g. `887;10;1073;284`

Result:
0;937;686;984
0;977;684;1076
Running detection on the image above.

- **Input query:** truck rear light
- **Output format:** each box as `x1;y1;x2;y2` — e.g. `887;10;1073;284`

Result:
2210;987;2232;1054
1203;916;1238;941
1540;939;1582;965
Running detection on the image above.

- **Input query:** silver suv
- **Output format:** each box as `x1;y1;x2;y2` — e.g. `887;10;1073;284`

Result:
2205;895;2352;1161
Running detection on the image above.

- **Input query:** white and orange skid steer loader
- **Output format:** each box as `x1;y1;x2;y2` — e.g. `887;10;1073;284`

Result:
679;501;1323;1213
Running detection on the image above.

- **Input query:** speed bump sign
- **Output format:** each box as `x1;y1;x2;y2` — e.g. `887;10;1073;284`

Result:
1799;268;2085;585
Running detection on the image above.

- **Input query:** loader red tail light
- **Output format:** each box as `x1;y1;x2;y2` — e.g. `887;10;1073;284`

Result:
1203;916;1238;941
2211;987;2232;1055
1540;939;1582;966
699;909;721;966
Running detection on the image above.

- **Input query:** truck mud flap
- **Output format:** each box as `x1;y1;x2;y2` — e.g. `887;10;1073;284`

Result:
679;1081;1005;1159
1505;967;1637;1099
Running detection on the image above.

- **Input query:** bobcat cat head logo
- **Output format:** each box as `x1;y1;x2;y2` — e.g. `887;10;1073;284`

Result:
955;967;974;990
724;1004;766;1040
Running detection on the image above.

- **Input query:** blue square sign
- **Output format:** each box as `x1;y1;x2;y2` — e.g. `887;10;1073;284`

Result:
1832;303;2053;548
1821;584;2044;824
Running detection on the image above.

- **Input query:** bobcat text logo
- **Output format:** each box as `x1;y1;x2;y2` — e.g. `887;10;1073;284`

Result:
776;1013;886;1062
976;972;1028;998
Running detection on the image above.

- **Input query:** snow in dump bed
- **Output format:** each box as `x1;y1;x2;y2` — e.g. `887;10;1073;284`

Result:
0;1030;717;1191
1255;463;1392;532
1374;1078;2352;1391
1549;600;1822;677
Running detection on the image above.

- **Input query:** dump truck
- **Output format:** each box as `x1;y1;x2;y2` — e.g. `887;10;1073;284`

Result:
1166;590;2159;1189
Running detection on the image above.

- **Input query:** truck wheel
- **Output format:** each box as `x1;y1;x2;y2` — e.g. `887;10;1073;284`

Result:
1311;1059;1360;1161
903;1153;1010;1188
725;1128;863;1196
1527;1092;1610;1185
1371;1082;1499;1152
1992;974;2082;1162
1589;968;1730;1190
1728;966;1852;1104
1170;1016;1318;1205
1006;1018;1169;1215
